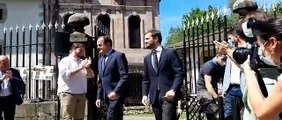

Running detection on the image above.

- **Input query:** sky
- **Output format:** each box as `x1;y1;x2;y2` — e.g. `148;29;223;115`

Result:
160;0;280;45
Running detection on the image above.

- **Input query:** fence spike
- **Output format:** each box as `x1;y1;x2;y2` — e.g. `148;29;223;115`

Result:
223;6;228;16
55;21;59;29
191;20;194;27
206;12;210;22
41;22;46;30
211;12;215;20
263;0;267;12
22;25;26;31
217;7;221;18
182;21;186;30
61;23;65;29
196;18;199;25
16;24;20;32
36;23;40;30
272;4;276;11
201;16;204;24
48;22;53;29
3;26;7;33
187;21;190;29
9;26;13;31
29;24;33;30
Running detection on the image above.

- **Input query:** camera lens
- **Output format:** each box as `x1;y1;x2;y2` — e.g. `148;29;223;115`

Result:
233;47;251;64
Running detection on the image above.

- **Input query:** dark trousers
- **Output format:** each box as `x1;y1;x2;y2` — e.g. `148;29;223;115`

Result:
224;86;243;120
106;99;123;120
152;91;177;120
0;95;16;120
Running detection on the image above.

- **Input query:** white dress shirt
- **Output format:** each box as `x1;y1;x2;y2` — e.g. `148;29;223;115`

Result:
57;55;87;94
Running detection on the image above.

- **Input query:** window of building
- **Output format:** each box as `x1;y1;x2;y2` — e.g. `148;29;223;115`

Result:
0;3;7;23
128;16;141;48
97;15;110;36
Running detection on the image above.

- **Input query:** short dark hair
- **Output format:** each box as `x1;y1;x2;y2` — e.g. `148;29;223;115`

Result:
70;43;85;50
145;29;162;43
227;23;247;40
253;18;282;42
98;36;112;47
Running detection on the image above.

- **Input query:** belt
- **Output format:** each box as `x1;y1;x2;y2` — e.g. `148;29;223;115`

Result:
230;84;240;88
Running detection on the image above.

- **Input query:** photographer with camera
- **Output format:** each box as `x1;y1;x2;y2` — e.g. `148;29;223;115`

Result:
240;18;282;120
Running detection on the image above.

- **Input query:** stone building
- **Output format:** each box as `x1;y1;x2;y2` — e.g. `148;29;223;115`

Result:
52;0;161;66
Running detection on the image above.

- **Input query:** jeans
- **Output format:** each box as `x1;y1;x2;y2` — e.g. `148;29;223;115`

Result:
224;86;243;120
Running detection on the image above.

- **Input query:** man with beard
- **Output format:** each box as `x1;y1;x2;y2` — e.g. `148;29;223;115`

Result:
95;36;128;120
57;43;94;120
142;29;184;120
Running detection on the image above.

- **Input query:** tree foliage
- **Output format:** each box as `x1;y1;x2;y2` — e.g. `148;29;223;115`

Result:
269;1;282;18
165;6;221;46
165;1;282;46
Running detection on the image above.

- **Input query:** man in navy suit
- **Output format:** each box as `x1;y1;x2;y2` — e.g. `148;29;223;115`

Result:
0;55;24;120
142;30;184;120
95;36;128;120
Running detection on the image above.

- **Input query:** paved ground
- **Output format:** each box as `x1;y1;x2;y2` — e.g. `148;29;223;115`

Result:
124;114;186;120
124;115;155;120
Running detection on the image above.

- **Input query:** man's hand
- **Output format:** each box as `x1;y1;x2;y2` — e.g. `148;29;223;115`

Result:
96;99;101;108
86;68;95;78
80;57;92;68
5;70;13;80
164;89;176;101
220;91;225;98
108;92;119;100
214;41;232;55
141;96;150;106
85;57;92;68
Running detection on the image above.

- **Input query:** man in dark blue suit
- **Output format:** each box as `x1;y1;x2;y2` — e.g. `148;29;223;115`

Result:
142;30;184;120
0;55;24;120
95;36;128;120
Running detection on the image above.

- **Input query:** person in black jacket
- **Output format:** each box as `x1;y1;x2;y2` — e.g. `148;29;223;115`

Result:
0;55;24;120
142;30;184;120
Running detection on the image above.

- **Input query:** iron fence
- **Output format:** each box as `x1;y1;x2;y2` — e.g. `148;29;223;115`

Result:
170;4;281;120
1;23;58;100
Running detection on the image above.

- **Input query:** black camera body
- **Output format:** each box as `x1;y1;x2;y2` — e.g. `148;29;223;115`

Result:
232;42;280;97
233;42;273;70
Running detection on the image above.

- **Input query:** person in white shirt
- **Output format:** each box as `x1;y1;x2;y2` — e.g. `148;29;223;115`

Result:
57;42;94;120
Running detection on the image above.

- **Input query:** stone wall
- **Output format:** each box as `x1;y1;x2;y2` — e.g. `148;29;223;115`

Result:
15;101;58;120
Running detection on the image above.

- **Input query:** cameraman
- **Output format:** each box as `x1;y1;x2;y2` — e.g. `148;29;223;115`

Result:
241;18;282;120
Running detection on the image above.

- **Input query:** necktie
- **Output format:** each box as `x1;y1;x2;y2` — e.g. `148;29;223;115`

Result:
101;55;107;71
152;50;158;72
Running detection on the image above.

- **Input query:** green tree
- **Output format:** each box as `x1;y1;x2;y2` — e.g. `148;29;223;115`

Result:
269;1;282;18
166;6;220;46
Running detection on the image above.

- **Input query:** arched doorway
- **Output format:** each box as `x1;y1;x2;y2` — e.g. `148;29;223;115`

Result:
128;16;141;48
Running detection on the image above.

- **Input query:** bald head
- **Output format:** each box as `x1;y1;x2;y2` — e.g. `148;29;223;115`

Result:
0;55;10;71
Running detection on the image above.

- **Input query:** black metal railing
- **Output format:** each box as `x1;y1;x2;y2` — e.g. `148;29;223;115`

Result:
170;4;281;120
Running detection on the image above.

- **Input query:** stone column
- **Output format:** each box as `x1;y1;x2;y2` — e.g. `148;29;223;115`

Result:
110;18;115;48
140;19;145;48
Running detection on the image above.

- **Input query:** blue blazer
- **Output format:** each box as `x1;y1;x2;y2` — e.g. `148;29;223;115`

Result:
142;48;184;105
97;49;128;100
